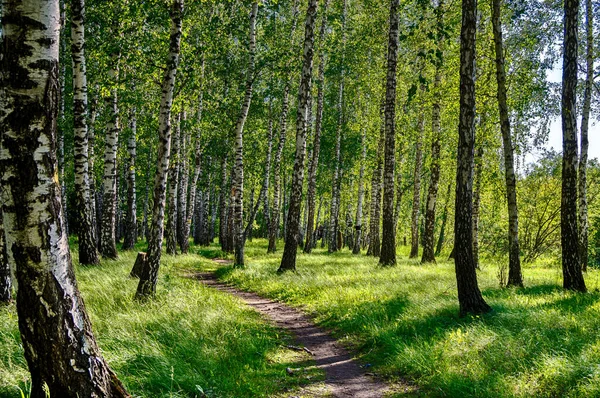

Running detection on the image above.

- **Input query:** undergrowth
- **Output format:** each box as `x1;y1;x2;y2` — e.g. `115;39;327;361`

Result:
0;242;322;398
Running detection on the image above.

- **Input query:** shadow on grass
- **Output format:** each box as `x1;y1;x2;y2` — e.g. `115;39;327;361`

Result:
113;315;322;398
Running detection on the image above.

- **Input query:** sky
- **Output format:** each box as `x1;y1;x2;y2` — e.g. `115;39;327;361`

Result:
526;66;599;164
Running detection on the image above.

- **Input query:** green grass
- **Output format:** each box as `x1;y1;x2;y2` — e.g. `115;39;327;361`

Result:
0;242;323;398
200;239;600;398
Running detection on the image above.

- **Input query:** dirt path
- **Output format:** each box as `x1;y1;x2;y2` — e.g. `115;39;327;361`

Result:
193;260;391;398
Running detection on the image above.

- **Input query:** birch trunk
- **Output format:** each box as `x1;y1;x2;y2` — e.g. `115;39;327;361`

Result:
0;1;129;393
421;67;443;264
89;95;99;247
472;146;483;270
71;0;100;265
435;181;453;256
100;45;120;259
454;0;491;315
219;155;229;250
122;109;137;250
182;74;205;253
244;97;274;243
268;0;300;253
304;3;330;254
578;0;593;272
353;128;367;254
59;0;68;236
177;111;190;252
367;99;385;257
100;28;120;259
0;208;10;303
166;113;181;255
379;0;400;266
561;0;586;291
232;2;258;267
278;0;318;272
491;0;523;286
329;80;344;252
329;0;347;254
136;0;184;298
409;98;424;258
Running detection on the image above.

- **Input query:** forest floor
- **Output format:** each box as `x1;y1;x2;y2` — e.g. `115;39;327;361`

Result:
192;259;395;398
197;239;600;398
2;239;600;397
0;243;327;398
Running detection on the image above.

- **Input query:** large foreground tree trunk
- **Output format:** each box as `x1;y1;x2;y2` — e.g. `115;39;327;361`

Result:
0;1;129;394
454;0;491;316
561;0;586;291
71;0;100;265
578;0;593;273
278;0;318;272
122;109;137;250
232;1;258;267
379;0;400;266
491;0;523;286
136;0;184;298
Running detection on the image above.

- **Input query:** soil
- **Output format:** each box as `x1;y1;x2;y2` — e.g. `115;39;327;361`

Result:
193;259;393;398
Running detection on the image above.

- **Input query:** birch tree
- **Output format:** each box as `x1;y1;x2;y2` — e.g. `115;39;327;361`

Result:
232;1;258;267
71;0;100;265
453;0;491;315
578;0;594;272
99;14;121;260
379;0;400;266
122;109;137;250
0;1;129;394
560;0;586;292
490;0;523;286
136;0;184;298
278;0;318;272
304;0;330;253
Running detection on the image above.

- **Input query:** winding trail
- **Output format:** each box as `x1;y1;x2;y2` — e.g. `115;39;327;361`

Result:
193;259;391;398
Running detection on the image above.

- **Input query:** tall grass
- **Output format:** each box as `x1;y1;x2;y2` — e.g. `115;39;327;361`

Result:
0;243;322;397
207;239;600;398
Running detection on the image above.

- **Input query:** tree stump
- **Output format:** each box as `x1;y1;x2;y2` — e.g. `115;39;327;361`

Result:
130;252;147;278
